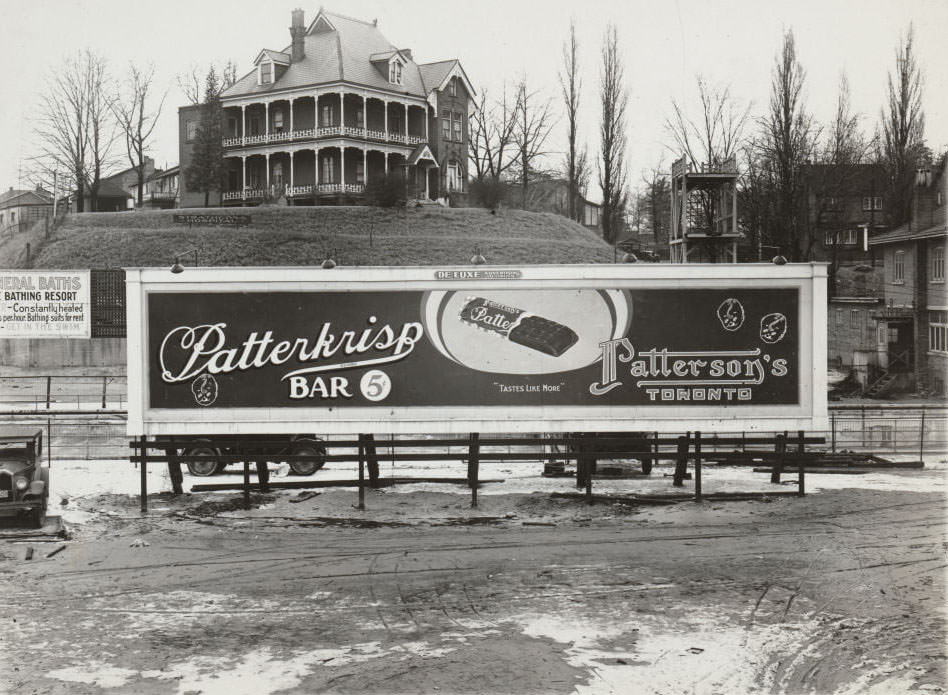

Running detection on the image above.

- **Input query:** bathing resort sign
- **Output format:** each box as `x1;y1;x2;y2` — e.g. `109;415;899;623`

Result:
124;264;827;435
0;270;91;338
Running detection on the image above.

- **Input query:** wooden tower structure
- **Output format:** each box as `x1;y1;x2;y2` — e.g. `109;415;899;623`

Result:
669;155;740;263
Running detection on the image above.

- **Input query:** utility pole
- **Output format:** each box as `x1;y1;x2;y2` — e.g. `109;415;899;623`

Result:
52;171;58;219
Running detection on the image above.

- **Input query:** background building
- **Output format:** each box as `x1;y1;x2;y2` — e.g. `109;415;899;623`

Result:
179;8;473;208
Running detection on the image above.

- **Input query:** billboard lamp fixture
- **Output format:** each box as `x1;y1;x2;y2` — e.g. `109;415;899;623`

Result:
321;250;337;269
170;248;199;274
471;246;486;265
771;255;788;265
621;252;638;263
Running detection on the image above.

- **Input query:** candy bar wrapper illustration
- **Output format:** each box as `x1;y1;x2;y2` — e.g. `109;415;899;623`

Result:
458;297;579;357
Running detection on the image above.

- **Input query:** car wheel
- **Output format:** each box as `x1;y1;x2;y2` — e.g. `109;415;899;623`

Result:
288;441;326;476
184;445;221;477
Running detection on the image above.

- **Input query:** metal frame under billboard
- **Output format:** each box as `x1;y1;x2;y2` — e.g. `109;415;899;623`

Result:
125;264;827;436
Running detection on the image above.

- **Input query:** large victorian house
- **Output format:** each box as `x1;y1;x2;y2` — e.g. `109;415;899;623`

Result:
178;8;473;208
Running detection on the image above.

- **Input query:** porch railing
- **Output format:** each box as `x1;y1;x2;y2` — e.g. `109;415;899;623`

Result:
288;185;315;196
221;127;428;148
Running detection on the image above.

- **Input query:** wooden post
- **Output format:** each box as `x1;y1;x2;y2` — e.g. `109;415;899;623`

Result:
796;430;806;496
919;409;926;463
255;459;270;493
694;431;702;501
242;460;251;509
771;433;786;484
673;434;690;486
101;376;107;409
357;443;366;510
583;436;594;505
139;435;148;513
574;434;585;489
361;434;380;487
831;411;836;453
167;436;183;495
46;376;52;409
468;432;480;508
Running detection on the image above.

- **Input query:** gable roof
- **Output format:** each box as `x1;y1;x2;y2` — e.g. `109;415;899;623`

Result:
0;188;52;208
255;49;291;65
221;9;455;100
418;59;475;96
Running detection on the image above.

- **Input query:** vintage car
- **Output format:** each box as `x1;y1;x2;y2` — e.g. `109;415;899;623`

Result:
175;434;327;477
0;430;49;527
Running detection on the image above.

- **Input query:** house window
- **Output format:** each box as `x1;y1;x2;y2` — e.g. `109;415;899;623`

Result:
448;78;457;96
452;111;463;141
441;110;450;139
835;309;843;329
250;117;261;136
389;60;403;85
320;104;334;127
862;196;883;211
356;161;365;184
446;160;462;192
321;155;335;183
843;228;858;245
931;245;945;282
227;117;238;137
929;310;948;354
260;62;273;85
273;110;284;132
850;309;859;329
878;323;887;344
272;162;284;186
186;120;198;142
893;251;905;283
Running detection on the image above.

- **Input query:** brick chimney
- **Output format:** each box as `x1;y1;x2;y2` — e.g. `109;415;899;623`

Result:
290;8;305;62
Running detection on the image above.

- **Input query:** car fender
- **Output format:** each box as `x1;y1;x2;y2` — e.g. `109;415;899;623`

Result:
28;480;46;496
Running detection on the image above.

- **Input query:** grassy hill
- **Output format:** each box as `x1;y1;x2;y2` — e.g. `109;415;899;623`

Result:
20;206;616;269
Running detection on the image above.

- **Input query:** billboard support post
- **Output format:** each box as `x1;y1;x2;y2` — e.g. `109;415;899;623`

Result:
694;432;702;501
771;433;787;484
357;445;366;511
242;462;251;509
796;430;806;496
673;435;689;486
468;432;480;508
139;435;147;513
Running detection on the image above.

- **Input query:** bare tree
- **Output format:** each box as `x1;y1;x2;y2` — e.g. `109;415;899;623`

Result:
666;77;750;170
560;21;582;221
468;86;518;182
512;79;555;208
179;60;239;105
34;53;90;211
640;161;671;248
881;24;925;226
598;24;628;245
112;62;167;206
34;50;118;213
756;29;820;261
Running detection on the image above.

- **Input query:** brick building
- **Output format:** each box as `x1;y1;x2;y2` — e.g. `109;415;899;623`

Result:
868;156;947;397
179;8;473;208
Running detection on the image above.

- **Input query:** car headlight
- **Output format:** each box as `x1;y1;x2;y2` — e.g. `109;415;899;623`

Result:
15;477;29;491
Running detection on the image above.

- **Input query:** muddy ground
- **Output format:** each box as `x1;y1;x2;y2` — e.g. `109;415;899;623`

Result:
0;459;945;695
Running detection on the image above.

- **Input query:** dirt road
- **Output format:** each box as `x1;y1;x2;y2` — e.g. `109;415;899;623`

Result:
0;466;945;694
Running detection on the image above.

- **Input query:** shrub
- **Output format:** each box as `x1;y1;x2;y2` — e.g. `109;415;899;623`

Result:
364;172;407;208
469;177;507;210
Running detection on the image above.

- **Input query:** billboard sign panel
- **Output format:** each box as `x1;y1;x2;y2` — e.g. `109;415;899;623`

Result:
0;270;91;338
126;264;826;435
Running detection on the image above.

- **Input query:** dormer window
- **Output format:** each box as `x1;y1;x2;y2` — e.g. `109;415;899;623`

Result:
448;78;457;96
259;61;274;85
389;59;403;85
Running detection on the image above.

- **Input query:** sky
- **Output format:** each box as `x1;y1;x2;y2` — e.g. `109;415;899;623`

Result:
1;0;946;201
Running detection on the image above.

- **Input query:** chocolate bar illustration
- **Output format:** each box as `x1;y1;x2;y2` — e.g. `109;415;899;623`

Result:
458;297;579;357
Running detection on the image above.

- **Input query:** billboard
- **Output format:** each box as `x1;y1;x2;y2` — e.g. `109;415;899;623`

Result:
0;270;91;338
126;264;827;435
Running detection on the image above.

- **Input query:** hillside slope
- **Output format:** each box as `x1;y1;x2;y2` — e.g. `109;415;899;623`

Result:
24;206;616;269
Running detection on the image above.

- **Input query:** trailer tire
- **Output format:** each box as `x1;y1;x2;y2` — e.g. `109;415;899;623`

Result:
184;443;221;477
288;440;326;476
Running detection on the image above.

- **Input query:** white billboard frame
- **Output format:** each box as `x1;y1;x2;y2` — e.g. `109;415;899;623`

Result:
126;263;827;436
